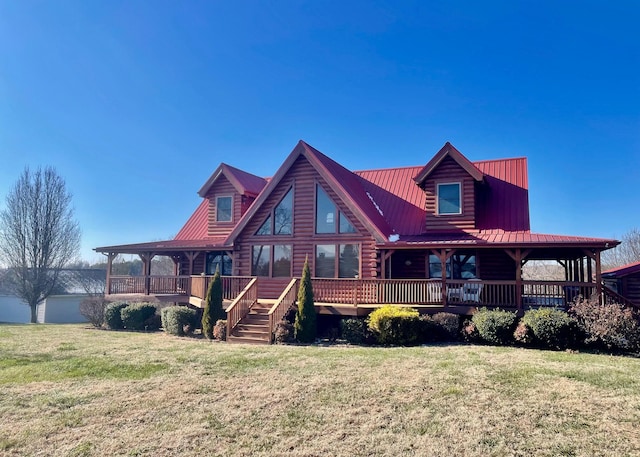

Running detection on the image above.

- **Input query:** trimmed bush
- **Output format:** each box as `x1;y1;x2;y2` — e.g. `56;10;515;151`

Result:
273;320;294;344
571;297;640;351
367;305;421;345
294;256;317;343
104;302;128;330
213;319;227;341
121;303;157;331
80;296;110;328
431;312;460;341
521;308;580;350
472;308;517;345
340;318;369;345
161;306;198;336
144;313;162;331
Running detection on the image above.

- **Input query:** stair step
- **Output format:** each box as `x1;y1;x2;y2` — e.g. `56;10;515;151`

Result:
227;335;270;345
232;328;270;339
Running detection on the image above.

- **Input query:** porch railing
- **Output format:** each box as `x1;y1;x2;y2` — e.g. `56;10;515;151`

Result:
190;275;254;301
226;278;258;337
108;275;191;295
268;278;299;342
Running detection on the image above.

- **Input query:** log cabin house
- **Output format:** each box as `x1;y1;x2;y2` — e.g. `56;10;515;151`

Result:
96;141;624;343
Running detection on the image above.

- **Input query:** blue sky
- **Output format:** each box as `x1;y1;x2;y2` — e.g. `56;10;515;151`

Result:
1;1;638;262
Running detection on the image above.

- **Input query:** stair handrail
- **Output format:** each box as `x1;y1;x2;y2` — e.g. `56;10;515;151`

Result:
226;277;258;337
602;284;640;310
268;278;299;342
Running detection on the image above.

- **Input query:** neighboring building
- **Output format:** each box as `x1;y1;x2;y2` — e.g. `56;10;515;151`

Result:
603;261;640;305
0;269;105;323
95;141;621;342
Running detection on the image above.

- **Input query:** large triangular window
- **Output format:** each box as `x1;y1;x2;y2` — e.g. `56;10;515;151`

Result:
255;188;293;236
315;184;358;235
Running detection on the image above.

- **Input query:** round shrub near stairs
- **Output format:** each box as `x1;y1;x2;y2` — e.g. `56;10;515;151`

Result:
161;306;198;336
213;319;227;341
104;302;128;330
120;303;158;331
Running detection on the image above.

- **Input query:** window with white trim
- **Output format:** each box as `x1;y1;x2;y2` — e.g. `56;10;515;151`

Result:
216;196;233;222
437;183;461;215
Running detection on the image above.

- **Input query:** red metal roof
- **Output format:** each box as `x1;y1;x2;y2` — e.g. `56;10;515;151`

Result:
198;163;267;198
175;199;209;240
603;261;640;277
385;230;616;248
95;237;227;253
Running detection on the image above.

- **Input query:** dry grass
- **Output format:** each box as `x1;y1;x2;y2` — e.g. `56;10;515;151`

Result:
1;324;639;456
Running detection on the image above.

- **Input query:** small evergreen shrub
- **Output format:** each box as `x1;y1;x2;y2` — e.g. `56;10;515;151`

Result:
213;319;227;341
472;308;517;345
513;320;534;345
80;296;110;327
294;257;317;343
367;306;421;345
161;306;198;336
571;297;640;351
521;308;580;350
273;320;294;344
121;303;157;331
431;312;460;341
144;313;162;331
417;315;439;343
340;318;369;345
104;302;128;330
202;270;225;340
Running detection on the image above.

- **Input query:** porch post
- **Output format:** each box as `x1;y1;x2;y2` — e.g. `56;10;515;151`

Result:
595;251;602;302
105;252;117;295
185;251;199;276
505;249;524;310
139;252;155;295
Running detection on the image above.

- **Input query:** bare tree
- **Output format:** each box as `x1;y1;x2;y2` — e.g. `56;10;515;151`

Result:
602;228;640;270
0;166;81;323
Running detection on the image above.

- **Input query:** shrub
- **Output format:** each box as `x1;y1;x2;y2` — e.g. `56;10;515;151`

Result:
121;303;158;331
367;306;421;345
461;319;480;343
202;269;225;340
513;321;534;346
521;308;580;350
161;306;198;336
144;313;162;331
472;308;517;345
340;318;369;345
294;256;316;343
104;302;128;330
571;297;640;351
273;320;294;344
80;296;110;327
213;319;227;341
431;312;460;341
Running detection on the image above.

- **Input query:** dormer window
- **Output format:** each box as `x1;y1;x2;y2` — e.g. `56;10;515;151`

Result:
437;183;461;215
216;196;233;222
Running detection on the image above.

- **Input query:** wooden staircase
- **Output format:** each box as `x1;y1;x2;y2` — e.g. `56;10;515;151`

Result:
227;300;273;345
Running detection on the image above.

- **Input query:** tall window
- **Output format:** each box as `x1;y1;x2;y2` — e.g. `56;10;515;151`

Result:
437;183;461;215
315;244;360;278
428;254;476;279
315;184;357;234
252;245;271;276
256;188;293;235
252;244;292;277
216;196;233;222
206;252;232;276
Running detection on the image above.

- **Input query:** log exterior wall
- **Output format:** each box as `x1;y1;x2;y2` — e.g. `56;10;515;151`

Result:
422;156;476;232
233;155;379;298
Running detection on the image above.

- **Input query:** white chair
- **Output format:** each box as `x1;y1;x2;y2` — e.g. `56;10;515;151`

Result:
461;279;483;303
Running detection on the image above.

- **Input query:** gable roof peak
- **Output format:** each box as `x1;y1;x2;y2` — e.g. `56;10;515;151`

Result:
197;162;267;198
414;142;484;185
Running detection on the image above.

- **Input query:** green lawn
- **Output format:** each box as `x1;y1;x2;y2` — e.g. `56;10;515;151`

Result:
0;324;639;456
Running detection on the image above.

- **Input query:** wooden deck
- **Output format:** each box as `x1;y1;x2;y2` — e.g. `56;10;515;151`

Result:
105;275;601;315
